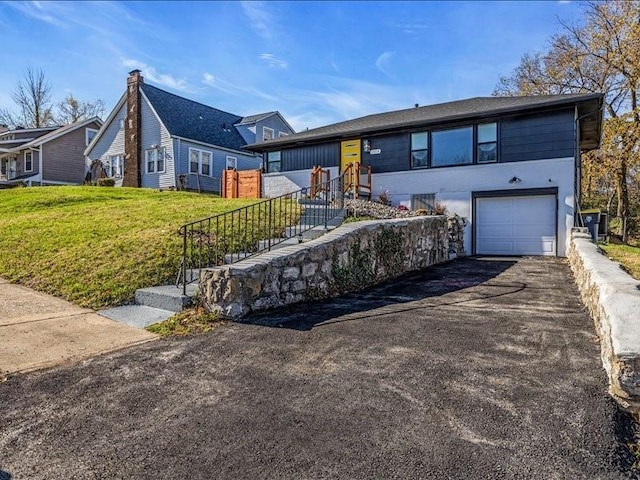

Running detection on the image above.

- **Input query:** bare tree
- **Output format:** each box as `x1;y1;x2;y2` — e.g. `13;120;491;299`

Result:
56;94;105;125
0;67;55;128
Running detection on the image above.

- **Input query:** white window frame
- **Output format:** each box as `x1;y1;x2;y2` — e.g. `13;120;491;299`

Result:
263;126;274;141
119;118;125;130
24;150;33;172
145;147;165;174
226;156;237;170
278;131;288;138
85;128;99;147
188;147;213;176
108;154;124;177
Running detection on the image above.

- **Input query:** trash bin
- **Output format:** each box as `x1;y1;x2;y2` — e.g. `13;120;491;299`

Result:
598;211;608;242
579;209;601;241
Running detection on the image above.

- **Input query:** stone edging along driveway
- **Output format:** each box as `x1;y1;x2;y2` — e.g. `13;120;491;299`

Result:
568;227;640;412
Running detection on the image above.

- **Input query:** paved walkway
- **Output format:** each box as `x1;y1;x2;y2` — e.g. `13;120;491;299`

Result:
0;258;635;479
0;278;156;376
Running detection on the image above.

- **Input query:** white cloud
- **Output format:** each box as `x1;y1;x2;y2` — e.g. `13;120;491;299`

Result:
375;51;395;78
286;77;417;124
202;72;277;102
329;52;340;72
5;1;66;26
241;1;273;40
122;59;189;92
394;22;431;36
258;53;288;69
284;112;337;133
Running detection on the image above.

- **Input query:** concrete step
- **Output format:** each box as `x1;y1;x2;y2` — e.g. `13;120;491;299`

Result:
135;284;198;312
98;305;175;329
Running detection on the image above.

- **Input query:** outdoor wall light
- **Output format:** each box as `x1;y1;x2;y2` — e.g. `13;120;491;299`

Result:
508;176;522;184
363;139;371;152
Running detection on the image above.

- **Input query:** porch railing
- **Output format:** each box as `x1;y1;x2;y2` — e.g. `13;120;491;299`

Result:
343;162;372;199
176;172;346;294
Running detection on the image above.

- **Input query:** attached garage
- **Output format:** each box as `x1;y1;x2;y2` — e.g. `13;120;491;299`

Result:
474;189;557;256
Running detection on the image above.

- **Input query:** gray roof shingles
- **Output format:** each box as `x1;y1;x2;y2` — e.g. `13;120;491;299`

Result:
248;93;602;150
237;112;276;125
141;84;248;151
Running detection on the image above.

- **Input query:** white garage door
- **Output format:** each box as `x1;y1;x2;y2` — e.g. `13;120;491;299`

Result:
476;195;556;256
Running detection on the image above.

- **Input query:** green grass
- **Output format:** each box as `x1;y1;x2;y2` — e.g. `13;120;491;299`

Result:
0;186;260;309
599;242;640;279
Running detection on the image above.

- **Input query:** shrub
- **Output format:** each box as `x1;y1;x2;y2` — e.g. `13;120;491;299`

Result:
434;202;447;215
97;178;115;187
414;208;428;216
377;189;391;206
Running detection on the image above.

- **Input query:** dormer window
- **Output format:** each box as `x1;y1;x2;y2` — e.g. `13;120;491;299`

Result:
263;127;274;141
86;128;98;146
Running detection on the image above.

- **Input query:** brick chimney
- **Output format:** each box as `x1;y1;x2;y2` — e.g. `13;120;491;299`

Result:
123;69;143;187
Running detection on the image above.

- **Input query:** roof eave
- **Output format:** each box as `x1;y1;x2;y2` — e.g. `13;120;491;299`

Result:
246;93;605;152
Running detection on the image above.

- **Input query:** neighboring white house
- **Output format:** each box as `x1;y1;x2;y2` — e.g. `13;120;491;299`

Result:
246;94;604;257
85;70;294;192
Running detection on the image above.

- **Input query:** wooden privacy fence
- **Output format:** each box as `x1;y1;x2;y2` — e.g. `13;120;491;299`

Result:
222;169;262;198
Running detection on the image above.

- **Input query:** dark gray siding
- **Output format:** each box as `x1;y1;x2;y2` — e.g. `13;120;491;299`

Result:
279;143;339;171
500;109;575;162
272;107;577;172
361;133;410;173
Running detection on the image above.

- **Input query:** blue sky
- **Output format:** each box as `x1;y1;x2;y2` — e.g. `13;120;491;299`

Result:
0;1;582;131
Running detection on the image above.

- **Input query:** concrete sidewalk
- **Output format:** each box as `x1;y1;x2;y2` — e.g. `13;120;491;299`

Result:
0;278;156;376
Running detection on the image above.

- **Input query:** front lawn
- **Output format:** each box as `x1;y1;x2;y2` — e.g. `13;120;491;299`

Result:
599;242;640;279
0;187;259;309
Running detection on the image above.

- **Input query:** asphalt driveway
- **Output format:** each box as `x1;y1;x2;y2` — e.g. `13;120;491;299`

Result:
0;257;636;479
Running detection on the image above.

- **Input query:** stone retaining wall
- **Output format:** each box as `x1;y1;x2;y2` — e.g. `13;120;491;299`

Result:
200;216;449;319
568;227;640;412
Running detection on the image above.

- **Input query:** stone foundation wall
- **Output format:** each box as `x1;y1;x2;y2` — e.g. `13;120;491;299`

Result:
200;216;449;319
568;227;640;412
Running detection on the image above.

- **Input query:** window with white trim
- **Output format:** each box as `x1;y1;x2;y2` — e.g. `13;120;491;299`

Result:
119;119;125;130
188;148;212;176
145;147;165;174
226;156;237;169
108;154;124;177
24;151;33;172
278;131;288;138
263;127;274;141
85;128;98;146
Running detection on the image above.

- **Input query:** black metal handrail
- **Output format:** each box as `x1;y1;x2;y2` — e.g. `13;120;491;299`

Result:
176;172;346;294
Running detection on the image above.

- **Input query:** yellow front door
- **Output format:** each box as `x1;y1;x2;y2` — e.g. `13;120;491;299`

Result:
340;139;361;172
